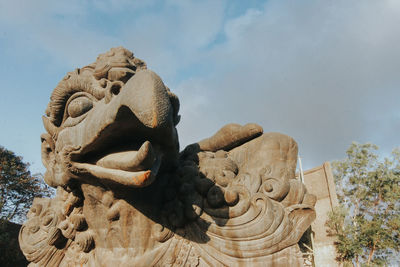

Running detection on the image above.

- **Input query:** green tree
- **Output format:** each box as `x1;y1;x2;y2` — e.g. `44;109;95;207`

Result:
0;146;53;266
0;146;52;222
326;143;400;266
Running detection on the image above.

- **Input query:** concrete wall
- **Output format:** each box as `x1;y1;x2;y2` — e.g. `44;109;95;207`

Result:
302;162;339;267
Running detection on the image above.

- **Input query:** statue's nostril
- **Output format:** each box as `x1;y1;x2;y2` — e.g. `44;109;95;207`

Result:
104;81;124;103
111;84;121;95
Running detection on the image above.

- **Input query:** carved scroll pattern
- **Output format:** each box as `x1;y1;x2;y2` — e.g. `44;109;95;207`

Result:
172;149;316;266
19;187;95;266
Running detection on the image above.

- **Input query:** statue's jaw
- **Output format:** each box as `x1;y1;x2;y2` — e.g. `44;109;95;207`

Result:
71;140;163;187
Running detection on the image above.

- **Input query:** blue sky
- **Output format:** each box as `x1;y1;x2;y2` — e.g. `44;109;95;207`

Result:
0;0;400;174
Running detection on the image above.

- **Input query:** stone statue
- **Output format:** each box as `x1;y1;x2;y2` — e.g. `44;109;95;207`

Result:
19;47;316;266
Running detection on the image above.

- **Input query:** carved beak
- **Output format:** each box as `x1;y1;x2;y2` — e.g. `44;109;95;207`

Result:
118;70;173;129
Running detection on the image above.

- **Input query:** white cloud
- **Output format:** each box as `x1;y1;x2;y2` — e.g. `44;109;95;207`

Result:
175;0;400;168
1;0;399;171
224;8;262;43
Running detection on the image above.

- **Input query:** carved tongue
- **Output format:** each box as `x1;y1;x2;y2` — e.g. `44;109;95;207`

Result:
96;141;155;172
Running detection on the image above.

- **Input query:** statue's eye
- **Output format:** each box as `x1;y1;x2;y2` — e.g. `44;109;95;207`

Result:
67;96;93;118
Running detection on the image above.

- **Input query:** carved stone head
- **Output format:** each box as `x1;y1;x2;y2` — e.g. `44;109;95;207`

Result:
41;47;180;188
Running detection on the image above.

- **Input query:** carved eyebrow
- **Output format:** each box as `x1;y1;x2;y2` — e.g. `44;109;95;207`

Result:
48;69;105;126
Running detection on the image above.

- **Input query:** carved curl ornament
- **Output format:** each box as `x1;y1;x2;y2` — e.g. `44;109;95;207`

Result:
20;47;316;267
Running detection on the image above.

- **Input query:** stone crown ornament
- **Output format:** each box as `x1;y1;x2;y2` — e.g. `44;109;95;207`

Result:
19;47;316;267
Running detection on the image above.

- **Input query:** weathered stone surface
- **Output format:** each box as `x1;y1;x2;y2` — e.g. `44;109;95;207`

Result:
19;47;316;266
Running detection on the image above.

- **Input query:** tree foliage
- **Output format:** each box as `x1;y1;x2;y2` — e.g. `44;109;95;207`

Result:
0;220;28;266
326;143;400;266
0;146;52;223
0;146;52;266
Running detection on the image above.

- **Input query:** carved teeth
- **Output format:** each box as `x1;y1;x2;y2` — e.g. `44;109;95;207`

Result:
96;141;155;172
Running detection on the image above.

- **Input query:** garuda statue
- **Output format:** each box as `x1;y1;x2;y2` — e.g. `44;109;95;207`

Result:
19;47;316;267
